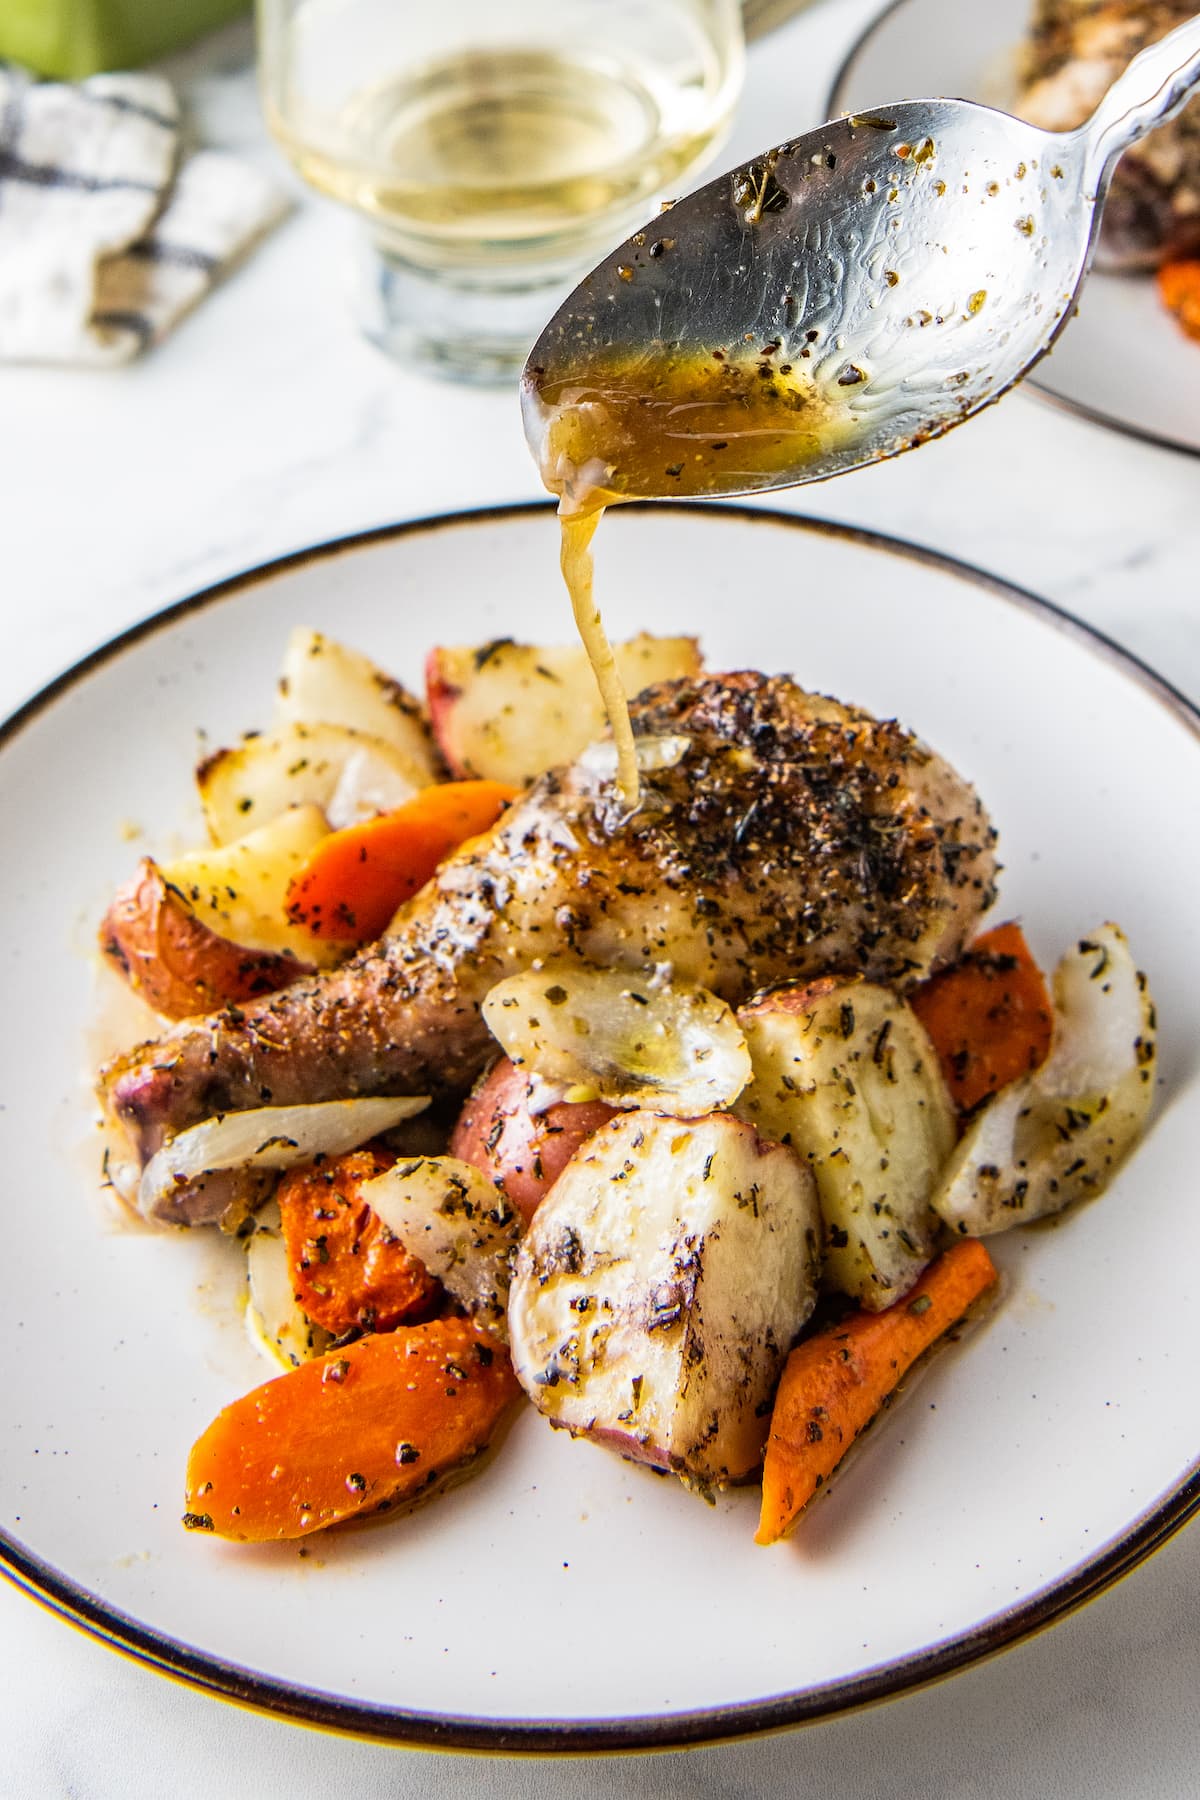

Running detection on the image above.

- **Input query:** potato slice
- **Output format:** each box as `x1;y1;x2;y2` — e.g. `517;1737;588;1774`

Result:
931;924;1157;1235
482;960;751;1116
160;803;340;967
197;723;428;846
426;633;702;786
274;627;438;779
100;857;310;1019
508;1110;822;1489
245;1203;333;1371
736;980;956;1311
362;1156;522;1340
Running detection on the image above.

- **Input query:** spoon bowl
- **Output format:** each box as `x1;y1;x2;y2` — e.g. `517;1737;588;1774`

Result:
522;16;1200;501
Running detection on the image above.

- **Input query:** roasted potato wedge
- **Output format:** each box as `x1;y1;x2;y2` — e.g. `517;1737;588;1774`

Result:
244;1202;333;1371
508;1110;822;1488
274;628;438;779
736;980;956;1311
449;1056;616;1225
425;632;702;786
100;857;310;1020
159;802;342;967
197;723;428;846
931;924;1157;1235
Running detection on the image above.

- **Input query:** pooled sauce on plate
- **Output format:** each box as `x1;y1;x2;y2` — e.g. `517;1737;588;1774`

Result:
527;346;861;809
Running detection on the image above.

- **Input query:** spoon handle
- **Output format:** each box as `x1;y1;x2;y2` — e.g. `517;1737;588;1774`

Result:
1080;13;1200;196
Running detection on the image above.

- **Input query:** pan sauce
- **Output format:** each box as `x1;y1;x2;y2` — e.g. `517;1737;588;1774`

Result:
528;345;860;809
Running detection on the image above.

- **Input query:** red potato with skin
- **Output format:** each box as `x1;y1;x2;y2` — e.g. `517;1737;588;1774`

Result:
449;1056;616;1225
424;634;703;786
100;858;310;1020
425;650;471;780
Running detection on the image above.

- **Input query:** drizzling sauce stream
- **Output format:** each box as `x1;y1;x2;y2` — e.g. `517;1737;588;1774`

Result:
558;506;642;808
527;344;862;810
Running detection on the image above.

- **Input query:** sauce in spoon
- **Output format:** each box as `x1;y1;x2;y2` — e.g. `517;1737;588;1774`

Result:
527;342;862;809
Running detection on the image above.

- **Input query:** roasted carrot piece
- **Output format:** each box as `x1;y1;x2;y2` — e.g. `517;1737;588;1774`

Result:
184;1317;520;1542
909;921;1053;1113
757;1239;997;1545
276;1146;438;1335
284;779;517;944
1158;259;1200;341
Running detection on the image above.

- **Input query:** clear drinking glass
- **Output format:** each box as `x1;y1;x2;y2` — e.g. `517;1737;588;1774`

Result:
256;0;745;381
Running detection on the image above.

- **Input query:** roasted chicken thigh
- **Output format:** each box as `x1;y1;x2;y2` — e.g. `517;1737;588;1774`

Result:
101;673;997;1186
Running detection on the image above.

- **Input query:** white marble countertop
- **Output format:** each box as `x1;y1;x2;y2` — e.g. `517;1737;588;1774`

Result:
1;3;1197;1794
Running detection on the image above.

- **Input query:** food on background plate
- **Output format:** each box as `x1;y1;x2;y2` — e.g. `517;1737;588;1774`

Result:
93;626;1158;1545
1018;0;1200;338
931;923;1156;1235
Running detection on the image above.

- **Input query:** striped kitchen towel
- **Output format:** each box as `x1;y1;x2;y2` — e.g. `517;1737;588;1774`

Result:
0;63;289;365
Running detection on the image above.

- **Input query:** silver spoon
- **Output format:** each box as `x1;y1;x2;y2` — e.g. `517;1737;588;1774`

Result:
522;15;1200;501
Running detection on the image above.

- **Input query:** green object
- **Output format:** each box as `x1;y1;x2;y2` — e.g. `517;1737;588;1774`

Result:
0;0;251;80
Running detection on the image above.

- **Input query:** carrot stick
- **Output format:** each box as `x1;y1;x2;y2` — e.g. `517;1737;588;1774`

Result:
183;1317;520;1542
276;1146;438;1335
1158;259;1200;341
285;779;517;944
910;921;1053;1114
757;1239;997;1545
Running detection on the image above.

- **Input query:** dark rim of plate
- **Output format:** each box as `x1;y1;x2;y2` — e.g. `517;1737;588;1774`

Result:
824;0;1200;465
1;501;1197;1754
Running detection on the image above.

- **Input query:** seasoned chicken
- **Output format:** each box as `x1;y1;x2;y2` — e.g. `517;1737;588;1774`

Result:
101;673;997;1181
1019;1;1200;268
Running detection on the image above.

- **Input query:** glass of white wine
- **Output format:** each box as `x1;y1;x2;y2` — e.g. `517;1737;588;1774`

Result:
256;0;745;381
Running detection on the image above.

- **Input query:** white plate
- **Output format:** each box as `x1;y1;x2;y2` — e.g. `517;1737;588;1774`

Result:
829;0;1200;459
2;504;1198;1750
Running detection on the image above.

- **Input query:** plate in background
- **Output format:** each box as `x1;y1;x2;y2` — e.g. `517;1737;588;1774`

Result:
829;0;1200;459
1;503;1197;1749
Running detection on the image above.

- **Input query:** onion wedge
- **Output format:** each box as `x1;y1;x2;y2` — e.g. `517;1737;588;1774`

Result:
481;960;751;1116
361;1156;521;1340
931;924;1157;1236
138;1095;429;1223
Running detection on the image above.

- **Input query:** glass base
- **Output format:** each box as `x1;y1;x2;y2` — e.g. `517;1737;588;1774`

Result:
352;238;582;385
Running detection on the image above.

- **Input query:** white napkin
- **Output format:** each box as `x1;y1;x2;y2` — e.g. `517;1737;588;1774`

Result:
0;64;290;365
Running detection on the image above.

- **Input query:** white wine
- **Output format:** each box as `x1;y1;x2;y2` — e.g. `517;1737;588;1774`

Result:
258;0;742;370
264;30;741;266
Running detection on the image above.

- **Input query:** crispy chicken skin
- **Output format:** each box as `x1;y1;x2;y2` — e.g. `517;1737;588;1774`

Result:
101;673;997;1170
